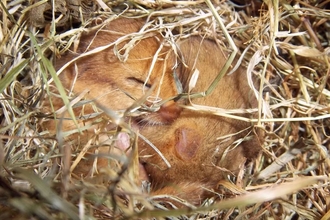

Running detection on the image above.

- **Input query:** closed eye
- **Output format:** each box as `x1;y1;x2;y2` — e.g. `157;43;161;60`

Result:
127;77;152;88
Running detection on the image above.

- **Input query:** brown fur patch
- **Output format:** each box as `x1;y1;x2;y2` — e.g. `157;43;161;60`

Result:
42;18;263;206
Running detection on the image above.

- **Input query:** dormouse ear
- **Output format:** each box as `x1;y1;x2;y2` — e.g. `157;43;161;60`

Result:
174;127;200;161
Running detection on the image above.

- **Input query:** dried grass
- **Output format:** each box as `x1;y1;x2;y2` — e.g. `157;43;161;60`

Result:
1;0;330;219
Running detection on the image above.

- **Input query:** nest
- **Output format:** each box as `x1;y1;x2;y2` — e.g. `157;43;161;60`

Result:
1;0;330;219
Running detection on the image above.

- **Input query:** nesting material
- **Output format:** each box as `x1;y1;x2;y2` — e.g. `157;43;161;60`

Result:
0;0;330;219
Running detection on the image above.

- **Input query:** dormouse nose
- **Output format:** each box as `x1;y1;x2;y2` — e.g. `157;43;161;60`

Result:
158;101;182;123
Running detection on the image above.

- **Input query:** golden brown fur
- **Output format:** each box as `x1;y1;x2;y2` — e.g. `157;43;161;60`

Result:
42;18;262;205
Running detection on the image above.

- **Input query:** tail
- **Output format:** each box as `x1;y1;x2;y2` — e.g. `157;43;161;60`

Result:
150;181;213;208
